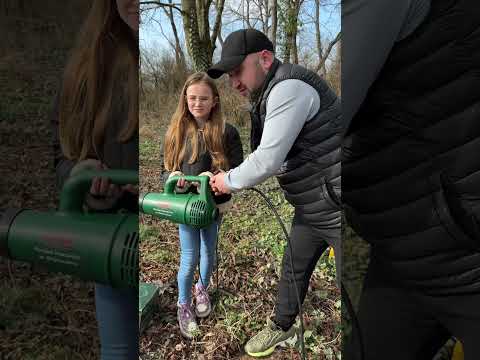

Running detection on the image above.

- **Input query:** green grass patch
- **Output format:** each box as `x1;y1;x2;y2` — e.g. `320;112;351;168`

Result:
140;139;161;163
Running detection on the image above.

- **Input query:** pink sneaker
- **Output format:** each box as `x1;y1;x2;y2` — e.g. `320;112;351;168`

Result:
177;302;199;339
194;283;212;318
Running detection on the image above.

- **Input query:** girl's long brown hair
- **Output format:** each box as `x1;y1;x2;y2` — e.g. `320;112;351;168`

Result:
164;72;228;172
59;0;139;161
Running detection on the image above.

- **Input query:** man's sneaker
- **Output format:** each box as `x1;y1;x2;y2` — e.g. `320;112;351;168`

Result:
244;319;297;357
194;283;212;318
177;302;200;339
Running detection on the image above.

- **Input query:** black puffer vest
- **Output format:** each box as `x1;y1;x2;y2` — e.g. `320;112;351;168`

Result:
251;60;343;230
343;0;480;294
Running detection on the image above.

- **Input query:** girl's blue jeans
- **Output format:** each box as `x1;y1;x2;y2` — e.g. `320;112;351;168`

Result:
95;284;138;359
177;219;220;305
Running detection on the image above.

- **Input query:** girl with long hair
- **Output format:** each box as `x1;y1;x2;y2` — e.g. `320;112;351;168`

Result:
53;1;139;358
164;72;243;338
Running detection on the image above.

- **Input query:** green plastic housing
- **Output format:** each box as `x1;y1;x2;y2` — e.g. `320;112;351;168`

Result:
139;175;218;228
0;170;139;288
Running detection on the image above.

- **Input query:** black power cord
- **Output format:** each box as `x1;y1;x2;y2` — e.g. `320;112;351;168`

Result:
249;187;307;360
208;187;306;359
211;187;364;360
341;282;365;360
249;187;365;360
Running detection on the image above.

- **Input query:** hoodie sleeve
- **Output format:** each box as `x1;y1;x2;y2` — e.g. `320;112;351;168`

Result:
224;123;244;170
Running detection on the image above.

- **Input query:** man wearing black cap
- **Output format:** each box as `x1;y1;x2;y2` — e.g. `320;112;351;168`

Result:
207;28;343;357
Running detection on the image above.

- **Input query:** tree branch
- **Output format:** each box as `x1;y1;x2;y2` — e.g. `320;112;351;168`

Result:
140;1;183;13
317;31;341;73
211;0;225;47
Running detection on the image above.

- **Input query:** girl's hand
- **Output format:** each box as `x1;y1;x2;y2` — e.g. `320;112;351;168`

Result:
122;184;138;194
198;171;214;179
175;177;190;193
88;163;124;210
71;159;136;208
190;172;214;189
166;171;189;193
176;177;188;188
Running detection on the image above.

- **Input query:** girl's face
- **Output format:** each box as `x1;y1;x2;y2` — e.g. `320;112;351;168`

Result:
116;0;139;32
186;83;217;123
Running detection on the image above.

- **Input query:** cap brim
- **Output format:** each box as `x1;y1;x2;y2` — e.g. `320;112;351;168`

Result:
207;54;246;79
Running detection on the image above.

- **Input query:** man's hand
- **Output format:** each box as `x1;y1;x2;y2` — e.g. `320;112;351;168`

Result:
210;172;231;195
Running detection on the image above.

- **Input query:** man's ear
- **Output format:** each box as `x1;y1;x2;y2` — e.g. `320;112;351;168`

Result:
260;50;274;71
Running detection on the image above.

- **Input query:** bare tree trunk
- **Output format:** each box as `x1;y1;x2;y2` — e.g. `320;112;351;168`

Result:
261;0;269;34
281;0;291;63
245;0;252;28
313;0;341;74
166;0;186;68
292;26;298;64
316;31;341;74
283;0;301;64
197;0;212;54
292;0;303;64
269;0;277;52
218;30;224;47
142;0;224;71
326;39;341;94
180;0;211;71
314;0;325;75
283;41;291;63
211;0;225;54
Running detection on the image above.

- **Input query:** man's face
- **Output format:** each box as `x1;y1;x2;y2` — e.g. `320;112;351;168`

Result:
228;53;266;98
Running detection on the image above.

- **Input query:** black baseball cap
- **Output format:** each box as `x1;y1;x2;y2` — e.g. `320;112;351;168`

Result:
207;29;274;79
